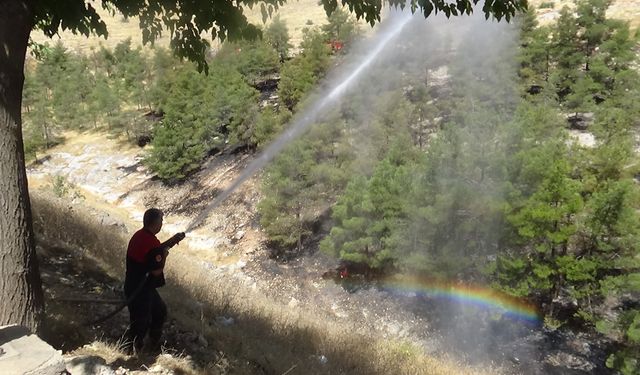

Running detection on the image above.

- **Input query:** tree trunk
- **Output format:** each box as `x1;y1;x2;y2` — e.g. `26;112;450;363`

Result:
0;0;44;333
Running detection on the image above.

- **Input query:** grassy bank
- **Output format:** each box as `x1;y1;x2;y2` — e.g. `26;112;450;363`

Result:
31;191;498;375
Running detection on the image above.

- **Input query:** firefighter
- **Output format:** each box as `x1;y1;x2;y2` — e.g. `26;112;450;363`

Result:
124;208;185;354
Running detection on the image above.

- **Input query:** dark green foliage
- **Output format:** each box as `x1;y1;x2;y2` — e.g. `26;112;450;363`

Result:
278;57;318;111
217;38;280;83
22;69;53;158
298;28;332;76
500;137;583;303
599;21;636;72
265;16;292;62
22;42;97;156
257;5;639;370
87;73;120;129
277;28;331;111
145;64;259;180
322;8;360;47
518;8;551;85
505;5;640;369
145;118;212;181
251;107;292;149
550;7;582;99
576;0;610;61
320;141;416;269
598;270;640;374
21;38;163;152
259;119;352;253
564;75;597;114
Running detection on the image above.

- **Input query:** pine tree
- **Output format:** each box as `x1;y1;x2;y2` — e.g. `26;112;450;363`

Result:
321;140;415;269
87;73;121;129
265;16;292;62
501;144;583;311
145;118;210;180
22;71;54;153
576;0;610;71
519;26;552;85
250;107;291;149
550;7;582;99
278;57;317;111
259;140;318;253
565;75;597;116
322;8;360;49
299;28;332;76
218;38;280;84
407;85;438;149
145;64;258;180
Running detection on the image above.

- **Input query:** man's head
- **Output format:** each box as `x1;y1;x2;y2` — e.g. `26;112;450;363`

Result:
143;208;163;234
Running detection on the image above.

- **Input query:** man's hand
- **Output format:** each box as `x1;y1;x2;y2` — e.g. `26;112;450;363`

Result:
172;232;186;246
161;232;186;251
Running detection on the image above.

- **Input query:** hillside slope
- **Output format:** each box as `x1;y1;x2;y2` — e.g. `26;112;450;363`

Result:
28;138;501;374
530;0;640;28
28;126;621;374
28;0;329;54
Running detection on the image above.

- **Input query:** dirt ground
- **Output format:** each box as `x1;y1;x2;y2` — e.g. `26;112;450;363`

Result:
38;242;239;374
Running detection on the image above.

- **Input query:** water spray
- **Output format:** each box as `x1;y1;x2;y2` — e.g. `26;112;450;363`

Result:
185;10;414;233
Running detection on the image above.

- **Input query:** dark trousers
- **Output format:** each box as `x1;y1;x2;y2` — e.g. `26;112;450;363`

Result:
126;288;167;351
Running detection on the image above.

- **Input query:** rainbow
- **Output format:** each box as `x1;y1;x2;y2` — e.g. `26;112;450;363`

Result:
379;276;541;324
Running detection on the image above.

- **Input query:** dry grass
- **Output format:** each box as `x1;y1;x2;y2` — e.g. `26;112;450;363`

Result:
28;0;331;55
69;340;209;374
31;191;501;375
529;0;640;30
25;0;640;59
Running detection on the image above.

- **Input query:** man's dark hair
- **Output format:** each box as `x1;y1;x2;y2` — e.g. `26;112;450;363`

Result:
143;208;163;227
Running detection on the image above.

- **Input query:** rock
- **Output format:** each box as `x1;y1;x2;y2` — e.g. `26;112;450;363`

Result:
527;84;543;95
0;325;66;375
317;354;328;365
566;112;594;130
216;316;235;326
147;363;168;373
65;355;116;375
136;135;152;148
551;287;579;323
233;230;245;241
228;260;246;272
545;351;594;372
385;321;402;336
288;298;299;309
568;130;596;148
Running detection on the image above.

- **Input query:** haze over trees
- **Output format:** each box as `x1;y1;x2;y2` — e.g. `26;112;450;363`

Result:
2;0;528;335
255;3;638;372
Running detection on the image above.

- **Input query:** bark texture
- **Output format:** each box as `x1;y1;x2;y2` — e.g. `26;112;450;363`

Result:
0;0;43;333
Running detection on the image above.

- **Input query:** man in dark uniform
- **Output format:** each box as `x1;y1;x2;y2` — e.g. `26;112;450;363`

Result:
125;208;185;354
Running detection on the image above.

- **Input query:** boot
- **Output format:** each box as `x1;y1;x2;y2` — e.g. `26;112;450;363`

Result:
145;329;164;354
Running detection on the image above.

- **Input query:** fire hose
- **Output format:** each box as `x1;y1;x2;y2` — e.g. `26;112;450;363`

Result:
85;273;149;326
84;232;185;326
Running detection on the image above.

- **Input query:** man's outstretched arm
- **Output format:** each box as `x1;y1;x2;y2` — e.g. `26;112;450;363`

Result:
149;233;186;277
160;232;186;250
